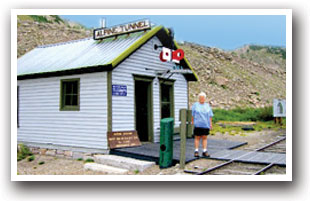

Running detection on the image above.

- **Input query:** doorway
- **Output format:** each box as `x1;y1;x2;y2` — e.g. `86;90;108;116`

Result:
134;76;153;142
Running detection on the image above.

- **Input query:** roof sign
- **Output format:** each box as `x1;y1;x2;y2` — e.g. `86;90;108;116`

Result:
93;19;151;40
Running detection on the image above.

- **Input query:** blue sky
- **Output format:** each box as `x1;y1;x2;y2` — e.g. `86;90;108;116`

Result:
61;15;286;50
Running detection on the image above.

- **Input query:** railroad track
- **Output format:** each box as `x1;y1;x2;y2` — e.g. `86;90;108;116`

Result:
184;137;286;175
258;139;286;154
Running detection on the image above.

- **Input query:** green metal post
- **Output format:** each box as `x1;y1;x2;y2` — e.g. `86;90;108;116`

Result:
159;117;174;168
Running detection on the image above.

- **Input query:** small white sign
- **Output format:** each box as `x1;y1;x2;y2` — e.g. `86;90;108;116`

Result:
161;47;172;61
273;99;286;117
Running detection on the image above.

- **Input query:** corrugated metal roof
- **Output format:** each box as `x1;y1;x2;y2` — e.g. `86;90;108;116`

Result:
17;25;198;81
17;30;147;76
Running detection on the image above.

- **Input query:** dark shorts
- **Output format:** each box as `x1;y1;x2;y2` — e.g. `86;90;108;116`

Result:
194;127;210;136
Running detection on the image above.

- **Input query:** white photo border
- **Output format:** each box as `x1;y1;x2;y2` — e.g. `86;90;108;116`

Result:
11;9;292;181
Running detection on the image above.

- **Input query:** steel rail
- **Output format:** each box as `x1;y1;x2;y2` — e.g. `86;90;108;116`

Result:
184;137;286;175
191;150;257;175
255;137;286;152
252;163;274;175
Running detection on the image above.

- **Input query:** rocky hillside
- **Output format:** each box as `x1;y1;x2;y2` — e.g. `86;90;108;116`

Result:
17;15;91;58
179;43;286;109
17;15;286;109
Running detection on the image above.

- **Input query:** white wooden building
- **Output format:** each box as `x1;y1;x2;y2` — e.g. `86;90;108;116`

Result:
17;24;198;153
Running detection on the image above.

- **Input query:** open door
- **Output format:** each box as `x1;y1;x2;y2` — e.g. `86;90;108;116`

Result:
134;77;153;142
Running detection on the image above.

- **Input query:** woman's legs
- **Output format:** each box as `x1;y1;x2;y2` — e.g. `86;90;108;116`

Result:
202;135;207;151
194;136;201;150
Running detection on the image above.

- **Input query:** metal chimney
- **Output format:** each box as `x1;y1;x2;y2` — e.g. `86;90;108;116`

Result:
101;18;106;28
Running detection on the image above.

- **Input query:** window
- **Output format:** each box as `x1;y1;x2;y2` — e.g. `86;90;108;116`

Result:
160;80;174;119
277;102;283;114
60;78;80;111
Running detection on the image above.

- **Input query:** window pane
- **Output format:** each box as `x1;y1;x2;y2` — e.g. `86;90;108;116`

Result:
161;84;170;102
65;94;71;105
65;82;72;94
72;81;78;94
161;103;171;118
71;95;78;106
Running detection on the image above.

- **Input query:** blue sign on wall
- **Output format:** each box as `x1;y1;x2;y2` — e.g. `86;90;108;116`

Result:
112;85;127;96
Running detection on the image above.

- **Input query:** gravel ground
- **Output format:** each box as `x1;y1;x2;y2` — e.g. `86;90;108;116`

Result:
264;165;286;175
209;128;286;150
17;129;286;175
18;155;105;175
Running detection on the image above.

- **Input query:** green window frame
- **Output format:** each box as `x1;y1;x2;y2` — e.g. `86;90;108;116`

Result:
60;78;80;111
159;79;175;120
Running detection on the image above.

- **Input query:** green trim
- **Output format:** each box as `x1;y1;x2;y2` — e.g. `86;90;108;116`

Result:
148;81;154;142
159;78;175;121
107;71;112;132
133;74;155;82
18;64;113;80
59;78;80;111
110;26;163;67
133;75;154;142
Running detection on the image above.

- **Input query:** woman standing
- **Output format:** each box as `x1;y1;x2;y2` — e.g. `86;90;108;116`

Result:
191;92;214;157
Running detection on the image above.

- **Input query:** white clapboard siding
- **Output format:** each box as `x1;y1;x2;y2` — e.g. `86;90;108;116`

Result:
112;36;188;142
17;72;108;150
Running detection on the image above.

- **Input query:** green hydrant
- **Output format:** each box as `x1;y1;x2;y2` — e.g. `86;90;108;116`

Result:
159;117;174;168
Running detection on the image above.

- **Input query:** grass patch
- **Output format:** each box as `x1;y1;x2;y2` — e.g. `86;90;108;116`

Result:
212;106;275;123
211;124;243;135
29;15;51;23
17;144;33;161
84;158;94;163
17;15;34;21
50;15;64;24
38;161;45;165
211;119;285;135
77;158;83;161
27;155;35;162
134;169;140;174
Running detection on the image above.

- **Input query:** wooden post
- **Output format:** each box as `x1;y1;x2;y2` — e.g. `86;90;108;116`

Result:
186;110;193;138
179;109;187;169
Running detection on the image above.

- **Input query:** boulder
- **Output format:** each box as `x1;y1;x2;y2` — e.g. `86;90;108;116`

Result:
84;163;128;174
